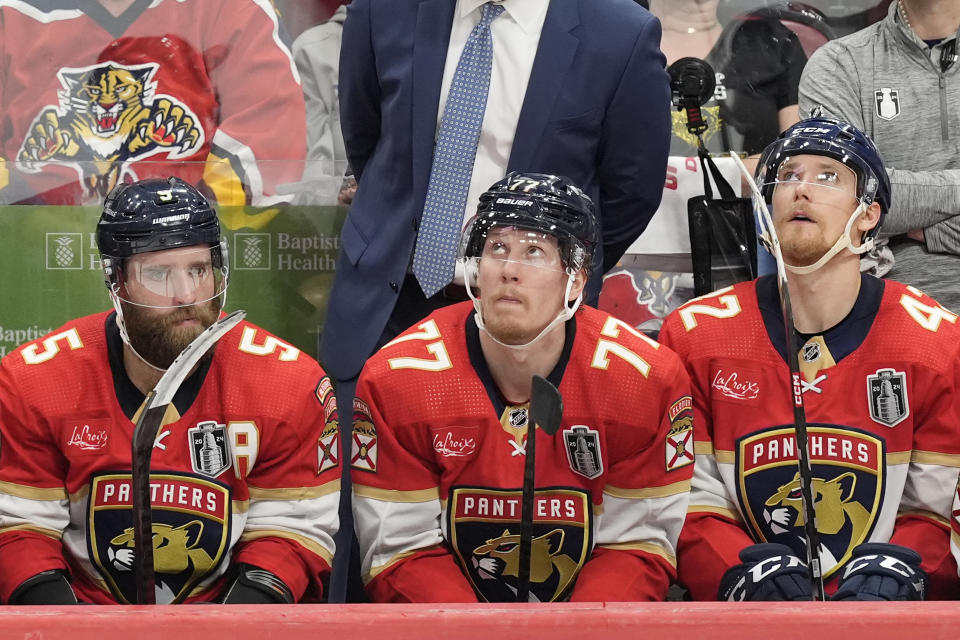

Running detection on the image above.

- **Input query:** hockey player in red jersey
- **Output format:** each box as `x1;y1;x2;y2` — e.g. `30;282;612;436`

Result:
350;172;693;602
660;118;960;601
0;177;339;604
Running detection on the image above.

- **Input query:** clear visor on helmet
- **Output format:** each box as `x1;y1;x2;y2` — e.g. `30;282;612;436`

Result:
762;157;861;214
103;243;228;309
758;142;880;211
469;225;566;277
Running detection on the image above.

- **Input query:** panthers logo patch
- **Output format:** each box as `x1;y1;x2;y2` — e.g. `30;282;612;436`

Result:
447;486;592;602
735;425;884;578
18;61;204;199
87;471;230;604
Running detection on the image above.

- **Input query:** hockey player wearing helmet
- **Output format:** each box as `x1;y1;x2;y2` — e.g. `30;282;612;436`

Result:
97;176;230;378
350;173;692;603
0;177;340;605
659;118;960;601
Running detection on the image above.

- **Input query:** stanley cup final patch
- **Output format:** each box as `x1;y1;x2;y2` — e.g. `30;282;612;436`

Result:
563;426;603;479
188;421;231;478
875;88;901;121
666;396;694;471
866;368;909;427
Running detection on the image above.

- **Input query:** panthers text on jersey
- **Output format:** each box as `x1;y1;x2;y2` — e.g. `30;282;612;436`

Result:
659;275;960;600
351;302;693;602
0;311;339;604
0;0;305;205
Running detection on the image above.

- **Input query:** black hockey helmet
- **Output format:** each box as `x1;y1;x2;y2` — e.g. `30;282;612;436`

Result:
756;117;891;241
459;172;599;273
97;176;222;258
97;177;228;308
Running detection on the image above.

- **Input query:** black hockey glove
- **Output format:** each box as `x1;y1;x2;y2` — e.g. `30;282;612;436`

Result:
9;569;78;605
718;543;812;601
221;563;295;604
832;543;928;601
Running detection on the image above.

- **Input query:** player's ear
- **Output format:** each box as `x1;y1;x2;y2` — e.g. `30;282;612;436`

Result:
857;201;882;237
568;268;587;302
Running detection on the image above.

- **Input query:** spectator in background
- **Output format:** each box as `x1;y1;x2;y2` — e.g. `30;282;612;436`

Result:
0;0;306;206
292;5;351;206
600;0;809;334
799;0;960;312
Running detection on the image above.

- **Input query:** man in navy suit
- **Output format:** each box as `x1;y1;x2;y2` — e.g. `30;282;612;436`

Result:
323;0;670;601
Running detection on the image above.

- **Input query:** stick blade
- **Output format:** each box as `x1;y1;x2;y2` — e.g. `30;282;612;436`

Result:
529;375;562;436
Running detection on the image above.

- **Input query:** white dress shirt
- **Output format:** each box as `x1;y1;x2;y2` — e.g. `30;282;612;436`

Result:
438;0;550;229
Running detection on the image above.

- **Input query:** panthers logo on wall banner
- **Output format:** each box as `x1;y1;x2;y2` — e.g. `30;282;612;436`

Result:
447;486;592;602
735;425;884;578
87;471;231;604
17;61;204;199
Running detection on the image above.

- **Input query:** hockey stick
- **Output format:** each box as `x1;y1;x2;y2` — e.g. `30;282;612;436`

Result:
517;375;563;602
131;309;245;604
730;152;825;601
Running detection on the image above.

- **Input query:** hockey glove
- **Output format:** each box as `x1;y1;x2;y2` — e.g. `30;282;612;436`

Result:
9;569;78;605
718;543;812;601
832;543;928;601
221;563;295;604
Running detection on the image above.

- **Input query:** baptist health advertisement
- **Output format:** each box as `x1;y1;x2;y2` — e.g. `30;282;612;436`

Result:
0;204;347;359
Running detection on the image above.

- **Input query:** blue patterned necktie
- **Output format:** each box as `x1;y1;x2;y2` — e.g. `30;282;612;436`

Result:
412;2;505;297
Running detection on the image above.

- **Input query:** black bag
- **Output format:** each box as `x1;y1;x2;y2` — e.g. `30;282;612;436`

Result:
688;147;757;297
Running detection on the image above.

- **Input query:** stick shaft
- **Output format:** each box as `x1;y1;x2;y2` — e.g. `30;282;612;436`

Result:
517;425;536;602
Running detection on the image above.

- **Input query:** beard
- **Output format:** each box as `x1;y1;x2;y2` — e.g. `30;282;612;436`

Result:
482;315;535;345
778;224;837;267
121;297;222;369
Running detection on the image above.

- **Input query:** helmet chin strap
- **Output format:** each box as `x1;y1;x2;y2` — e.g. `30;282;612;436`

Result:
463;258;582;351
780;200;874;275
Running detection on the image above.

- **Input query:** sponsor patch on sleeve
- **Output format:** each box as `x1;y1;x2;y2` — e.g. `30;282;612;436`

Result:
666;395;694;471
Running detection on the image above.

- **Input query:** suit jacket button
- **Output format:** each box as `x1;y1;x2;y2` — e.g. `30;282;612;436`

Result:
390;281;399;292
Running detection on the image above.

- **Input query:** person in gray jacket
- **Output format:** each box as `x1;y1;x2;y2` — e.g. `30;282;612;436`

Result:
292;6;351;206
799;0;960;312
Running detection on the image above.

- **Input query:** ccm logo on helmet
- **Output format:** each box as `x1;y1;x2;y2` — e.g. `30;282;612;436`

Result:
495;198;533;206
153;214;191;225
797;127;831;134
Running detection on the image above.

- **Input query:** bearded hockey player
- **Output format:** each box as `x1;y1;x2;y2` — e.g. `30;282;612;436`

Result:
0;177;339;604
660;118;960;601
350;172;693;602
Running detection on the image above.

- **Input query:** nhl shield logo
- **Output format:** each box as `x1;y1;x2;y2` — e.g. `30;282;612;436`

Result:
802;341;820;362
189;421;231;477
563;426;603;479
875;88;901;121
866;368;909;427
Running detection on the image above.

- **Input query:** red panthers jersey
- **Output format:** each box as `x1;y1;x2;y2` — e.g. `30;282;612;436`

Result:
659;276;960;600
0;0;305;205
0;311;339;604
351;302;693;603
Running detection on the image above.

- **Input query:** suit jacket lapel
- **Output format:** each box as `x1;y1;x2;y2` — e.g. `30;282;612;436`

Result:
509;0;580;170
412;0;456;199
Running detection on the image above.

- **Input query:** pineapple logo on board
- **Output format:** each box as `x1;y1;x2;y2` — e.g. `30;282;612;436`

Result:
234;233;271;270
46;233;83;269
